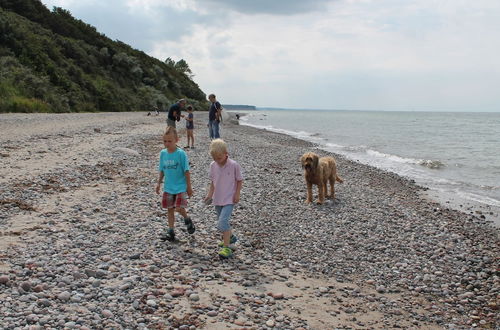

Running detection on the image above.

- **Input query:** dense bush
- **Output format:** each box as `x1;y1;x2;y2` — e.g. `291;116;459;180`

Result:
0;1;208;113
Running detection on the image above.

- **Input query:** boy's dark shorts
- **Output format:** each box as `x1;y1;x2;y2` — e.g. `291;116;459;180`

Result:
162;192;188;209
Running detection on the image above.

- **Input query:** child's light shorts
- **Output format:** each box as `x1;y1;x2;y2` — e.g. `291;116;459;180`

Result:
162;192;187;209
215;204;234;232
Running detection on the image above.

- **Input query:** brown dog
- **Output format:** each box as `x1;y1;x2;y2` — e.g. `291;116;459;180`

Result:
300;152;343;204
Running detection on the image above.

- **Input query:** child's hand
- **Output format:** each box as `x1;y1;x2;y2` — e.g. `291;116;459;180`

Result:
233;193;240;204
187;187;193;198
204;196;212;205
155;183;161;195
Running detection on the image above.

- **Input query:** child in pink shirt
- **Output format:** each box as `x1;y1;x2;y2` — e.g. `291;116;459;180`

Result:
204;139;243;258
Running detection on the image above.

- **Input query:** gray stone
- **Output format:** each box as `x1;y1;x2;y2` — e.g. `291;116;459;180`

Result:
37;299;51;307
57;291;71;301
102;309;114;318
189;293;200;302
20;281;32;292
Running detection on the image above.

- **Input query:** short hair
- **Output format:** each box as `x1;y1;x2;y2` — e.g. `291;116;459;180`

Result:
164;126;178;138
178;98;186;104
210;138;227;156
186;105;193;110
208;94;216;99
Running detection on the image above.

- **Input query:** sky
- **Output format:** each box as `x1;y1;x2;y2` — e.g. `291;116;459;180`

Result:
40;0;500;112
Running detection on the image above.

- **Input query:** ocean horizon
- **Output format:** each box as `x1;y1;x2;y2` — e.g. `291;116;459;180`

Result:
235;108;500;220
253;107;500;113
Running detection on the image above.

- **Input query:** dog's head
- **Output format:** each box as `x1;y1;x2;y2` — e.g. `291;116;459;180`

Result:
300;152;319;173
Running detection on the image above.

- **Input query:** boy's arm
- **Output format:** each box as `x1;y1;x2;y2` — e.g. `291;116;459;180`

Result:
156;172;164;195
233;180;243;203
205;182;215;202
185;170;193;197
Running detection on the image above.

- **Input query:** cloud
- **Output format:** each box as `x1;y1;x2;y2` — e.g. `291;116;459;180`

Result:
40;0;500;111
195;0;335;15
42;0;203;50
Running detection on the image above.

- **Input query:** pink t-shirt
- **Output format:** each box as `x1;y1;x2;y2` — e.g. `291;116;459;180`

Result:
209;158;243;206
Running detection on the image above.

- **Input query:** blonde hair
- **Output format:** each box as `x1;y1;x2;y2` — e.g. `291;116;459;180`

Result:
164;126;178;138
210;138;227;156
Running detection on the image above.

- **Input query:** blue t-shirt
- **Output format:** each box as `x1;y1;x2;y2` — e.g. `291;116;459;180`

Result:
158;148;190;194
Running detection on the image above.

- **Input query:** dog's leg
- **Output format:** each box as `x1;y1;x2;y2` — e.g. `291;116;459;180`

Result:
306;183;313;204
329;176;335;199
317;183;325;204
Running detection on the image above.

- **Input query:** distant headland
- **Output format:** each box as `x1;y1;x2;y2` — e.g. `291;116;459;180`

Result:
222;104;256;110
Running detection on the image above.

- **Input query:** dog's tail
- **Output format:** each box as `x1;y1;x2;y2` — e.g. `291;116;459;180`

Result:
336;175;343;183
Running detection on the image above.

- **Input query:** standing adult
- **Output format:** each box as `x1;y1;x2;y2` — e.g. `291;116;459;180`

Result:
208;94;222;139
167;99;186;128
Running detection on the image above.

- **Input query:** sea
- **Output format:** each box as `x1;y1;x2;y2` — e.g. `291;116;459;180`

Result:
236;109;500;222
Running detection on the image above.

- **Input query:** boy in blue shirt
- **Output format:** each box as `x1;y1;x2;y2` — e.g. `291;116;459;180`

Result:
155;127;195;241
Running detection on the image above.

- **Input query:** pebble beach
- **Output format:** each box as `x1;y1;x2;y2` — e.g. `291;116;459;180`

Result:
0;112;498;329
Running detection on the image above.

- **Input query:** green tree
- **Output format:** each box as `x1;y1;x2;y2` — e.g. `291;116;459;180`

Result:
164;57;175;67
174;59;192;77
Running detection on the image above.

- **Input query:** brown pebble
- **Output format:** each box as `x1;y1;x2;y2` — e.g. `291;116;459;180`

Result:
0;275;9;284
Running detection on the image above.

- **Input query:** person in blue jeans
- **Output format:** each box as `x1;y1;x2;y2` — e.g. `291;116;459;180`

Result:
204;139;243;258
208;94;222;139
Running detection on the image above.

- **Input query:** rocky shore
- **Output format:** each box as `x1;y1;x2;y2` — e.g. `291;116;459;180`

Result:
0;112;498;329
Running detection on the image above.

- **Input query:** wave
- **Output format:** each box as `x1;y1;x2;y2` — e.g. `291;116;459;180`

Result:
418;159;446;169
239;120;325;143
241;119;446;170
366;150;446;169
455;190;500;207
342;144;369;152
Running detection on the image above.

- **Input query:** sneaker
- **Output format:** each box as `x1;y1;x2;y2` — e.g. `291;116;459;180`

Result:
184;217;195;234
160;228;175;242
218;247;233;259
218;234;238;247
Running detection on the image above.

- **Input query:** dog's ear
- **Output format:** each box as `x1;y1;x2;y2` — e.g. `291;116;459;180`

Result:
300;154;306;167
312;154;319;168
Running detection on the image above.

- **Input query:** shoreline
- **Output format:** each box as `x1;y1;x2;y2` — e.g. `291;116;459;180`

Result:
0;112;498;328
232;111;500;228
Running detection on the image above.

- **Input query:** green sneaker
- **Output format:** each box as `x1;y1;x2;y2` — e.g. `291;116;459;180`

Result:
218;234;238;247
218;247;233;259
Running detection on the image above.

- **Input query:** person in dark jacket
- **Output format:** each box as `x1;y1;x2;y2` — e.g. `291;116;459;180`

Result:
208;94;222;139
167;99;186;128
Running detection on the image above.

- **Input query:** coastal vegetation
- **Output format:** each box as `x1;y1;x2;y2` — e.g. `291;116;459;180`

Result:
223;104;256;110
0;0;208;113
